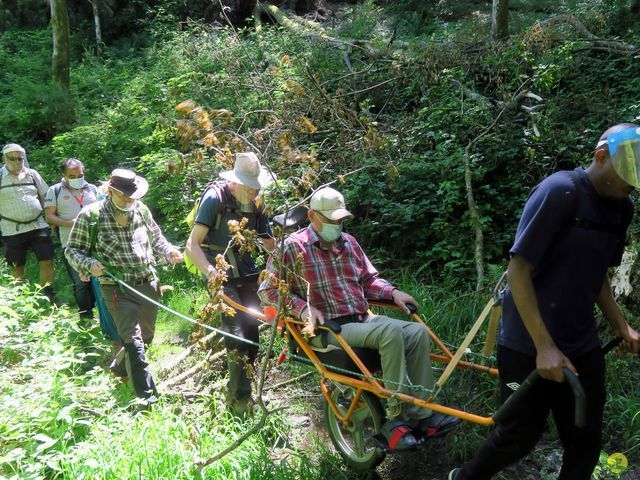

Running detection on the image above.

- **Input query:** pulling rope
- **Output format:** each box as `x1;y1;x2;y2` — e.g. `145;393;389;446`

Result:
103;268;259;348
101;269;437;396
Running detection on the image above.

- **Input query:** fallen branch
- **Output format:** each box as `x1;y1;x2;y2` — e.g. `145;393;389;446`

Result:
257;2;406;59
161;390;212;399
160;349;226;390
195;405;287;473
538;15;637;54
160;354;210;390
195;279;288;473
264;371;315;391
333;77;400;98
158;330;221;379
450;78;492;106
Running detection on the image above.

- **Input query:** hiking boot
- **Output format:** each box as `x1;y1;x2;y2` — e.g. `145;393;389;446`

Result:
448;468;462;480
143;395;159;409
132;395;159;414
380;419;418;451
414;413;461;439
42;286;62;307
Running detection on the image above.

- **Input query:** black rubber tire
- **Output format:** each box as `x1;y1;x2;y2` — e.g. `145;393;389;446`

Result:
324;385;386;472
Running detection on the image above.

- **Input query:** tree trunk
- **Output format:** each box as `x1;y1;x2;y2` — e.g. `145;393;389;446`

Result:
464;142;484;291
92;0;103;56
49;0;70;90
492;0;509;40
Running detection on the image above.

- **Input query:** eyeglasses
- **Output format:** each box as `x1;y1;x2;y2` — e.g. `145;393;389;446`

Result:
4;156;25;162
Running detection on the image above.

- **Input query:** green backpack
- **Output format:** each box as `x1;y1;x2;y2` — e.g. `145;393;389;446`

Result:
183;181;230;275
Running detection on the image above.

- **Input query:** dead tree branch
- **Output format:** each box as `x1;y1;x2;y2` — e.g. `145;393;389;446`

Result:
538;15;637;54
264;371;315;391
158;331;221;379
160;349;225;390
257;2;407;59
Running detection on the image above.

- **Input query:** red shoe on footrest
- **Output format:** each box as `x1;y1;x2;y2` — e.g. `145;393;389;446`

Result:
414;413;462;439
380;419;418;451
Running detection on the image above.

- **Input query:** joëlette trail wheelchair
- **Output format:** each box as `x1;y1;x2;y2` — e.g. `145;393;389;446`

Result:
223;282;617;472
221;209;613;472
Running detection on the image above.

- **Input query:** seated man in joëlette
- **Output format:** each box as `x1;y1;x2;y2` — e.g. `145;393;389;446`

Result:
258;186;460;450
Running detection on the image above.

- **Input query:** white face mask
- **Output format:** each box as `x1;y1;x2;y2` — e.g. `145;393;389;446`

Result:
67;177;86;189
111;198;136;213
318;222;342;242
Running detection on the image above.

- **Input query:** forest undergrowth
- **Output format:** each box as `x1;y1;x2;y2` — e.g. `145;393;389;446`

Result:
2;255;639;479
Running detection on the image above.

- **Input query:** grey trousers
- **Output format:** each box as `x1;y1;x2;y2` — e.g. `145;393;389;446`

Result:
99;282;158;343
100;281;159;398
327;314;434;422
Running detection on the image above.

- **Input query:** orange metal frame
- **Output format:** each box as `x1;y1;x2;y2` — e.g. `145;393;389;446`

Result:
222;293;500;427
285;309;499;428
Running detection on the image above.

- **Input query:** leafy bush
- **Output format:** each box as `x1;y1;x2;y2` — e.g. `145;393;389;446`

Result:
5;0;640;285
0;263;353;479
0;29;76;147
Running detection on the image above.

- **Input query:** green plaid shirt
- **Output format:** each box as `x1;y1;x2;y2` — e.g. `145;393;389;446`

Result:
65;199;177;283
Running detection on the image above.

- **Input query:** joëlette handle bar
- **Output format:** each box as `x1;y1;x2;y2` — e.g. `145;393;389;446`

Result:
601;336;623;355
492;367;585;428
492;337;622;428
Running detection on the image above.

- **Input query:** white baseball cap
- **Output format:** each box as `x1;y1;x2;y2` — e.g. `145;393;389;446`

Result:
310;187;354;221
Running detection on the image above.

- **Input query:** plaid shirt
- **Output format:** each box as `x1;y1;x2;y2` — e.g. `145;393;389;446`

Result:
65;199;176;283
258;226;395;320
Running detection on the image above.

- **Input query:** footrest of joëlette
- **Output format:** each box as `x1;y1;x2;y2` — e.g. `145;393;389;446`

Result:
371;433;424;453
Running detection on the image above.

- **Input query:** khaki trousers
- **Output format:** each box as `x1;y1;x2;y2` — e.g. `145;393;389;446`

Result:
327;314;434;422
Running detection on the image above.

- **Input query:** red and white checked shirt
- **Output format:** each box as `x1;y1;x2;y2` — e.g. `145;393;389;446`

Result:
258;226;395;320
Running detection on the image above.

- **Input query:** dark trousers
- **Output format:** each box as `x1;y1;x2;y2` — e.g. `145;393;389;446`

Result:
63;256;95;319
460;345;605;480
222;279;261;403
100;282;159;399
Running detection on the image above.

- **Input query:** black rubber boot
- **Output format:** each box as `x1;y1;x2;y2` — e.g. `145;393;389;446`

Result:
227;351;253;404
42;285;61;306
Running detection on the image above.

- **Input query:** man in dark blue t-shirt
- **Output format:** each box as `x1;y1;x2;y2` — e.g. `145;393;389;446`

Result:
185;152;274;417
450;123;640;480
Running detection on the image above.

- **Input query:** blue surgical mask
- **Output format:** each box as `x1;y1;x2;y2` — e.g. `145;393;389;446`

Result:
318;222;342;242
67;177;86;189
